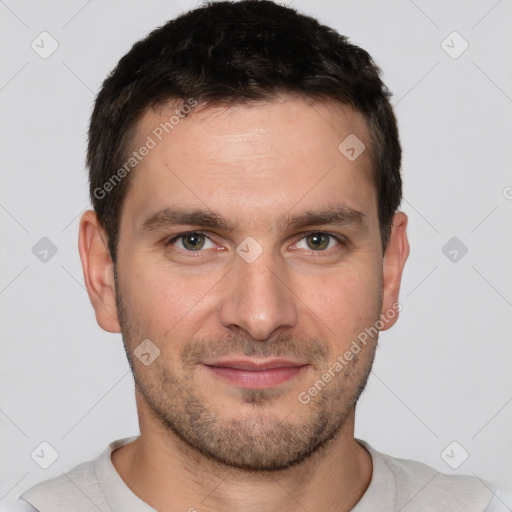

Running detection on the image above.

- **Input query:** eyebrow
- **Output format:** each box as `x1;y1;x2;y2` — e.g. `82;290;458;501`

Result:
138;204;366;234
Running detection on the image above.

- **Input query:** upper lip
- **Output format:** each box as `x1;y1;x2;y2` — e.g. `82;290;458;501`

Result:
203;357;308;371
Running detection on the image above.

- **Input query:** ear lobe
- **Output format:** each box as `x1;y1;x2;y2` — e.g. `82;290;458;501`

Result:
379;212;410;331
78;210;121;333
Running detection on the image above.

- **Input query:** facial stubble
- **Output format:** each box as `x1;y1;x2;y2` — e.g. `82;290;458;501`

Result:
113;266;379;472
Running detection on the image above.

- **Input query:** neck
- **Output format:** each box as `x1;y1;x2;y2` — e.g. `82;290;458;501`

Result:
111;393;372;512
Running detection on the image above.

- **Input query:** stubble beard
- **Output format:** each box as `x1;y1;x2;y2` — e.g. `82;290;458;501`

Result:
114;270;378;472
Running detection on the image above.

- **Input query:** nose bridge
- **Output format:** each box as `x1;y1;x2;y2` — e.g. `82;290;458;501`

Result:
218;239;298;340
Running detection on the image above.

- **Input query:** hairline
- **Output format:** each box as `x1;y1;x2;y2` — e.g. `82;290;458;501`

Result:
107;93;383;261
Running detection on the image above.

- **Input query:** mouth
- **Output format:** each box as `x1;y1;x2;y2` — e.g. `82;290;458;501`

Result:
201;357;310;389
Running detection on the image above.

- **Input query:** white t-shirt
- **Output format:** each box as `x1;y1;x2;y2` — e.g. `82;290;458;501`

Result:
5;436;504;511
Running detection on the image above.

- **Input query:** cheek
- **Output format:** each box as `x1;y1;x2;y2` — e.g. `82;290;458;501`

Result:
120;256;222;339
299;264;382;339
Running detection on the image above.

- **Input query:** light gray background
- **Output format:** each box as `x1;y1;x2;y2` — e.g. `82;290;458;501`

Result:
1;0;511;508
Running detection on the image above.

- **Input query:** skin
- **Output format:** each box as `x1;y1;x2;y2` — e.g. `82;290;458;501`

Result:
79;95;409;512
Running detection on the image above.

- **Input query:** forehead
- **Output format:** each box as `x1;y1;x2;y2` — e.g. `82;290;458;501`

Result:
122;96;376;232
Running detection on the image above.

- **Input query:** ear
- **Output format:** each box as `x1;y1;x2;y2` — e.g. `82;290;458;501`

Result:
379;212;410;331
78;210;121;333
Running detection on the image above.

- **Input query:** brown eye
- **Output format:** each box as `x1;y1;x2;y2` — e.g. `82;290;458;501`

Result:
181;233;205;250
167;232;214;251
305;233;330;250
295;232;343;252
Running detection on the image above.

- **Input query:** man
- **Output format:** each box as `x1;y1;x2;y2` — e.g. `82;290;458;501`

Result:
13;0;499;510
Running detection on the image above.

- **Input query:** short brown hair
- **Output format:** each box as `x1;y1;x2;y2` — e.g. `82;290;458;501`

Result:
87;0;402;263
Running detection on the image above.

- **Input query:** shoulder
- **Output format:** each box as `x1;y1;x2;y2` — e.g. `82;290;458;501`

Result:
359;439;496;511
17;458;101;511
16;436;138;512
0;502;38;512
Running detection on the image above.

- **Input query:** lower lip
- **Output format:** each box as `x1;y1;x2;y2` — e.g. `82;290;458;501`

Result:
203;365;307;388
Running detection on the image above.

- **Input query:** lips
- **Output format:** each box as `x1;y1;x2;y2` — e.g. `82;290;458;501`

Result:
201;357;309;388
205;357;307;370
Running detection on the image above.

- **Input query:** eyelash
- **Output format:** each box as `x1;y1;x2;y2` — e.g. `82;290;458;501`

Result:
164;231;346;255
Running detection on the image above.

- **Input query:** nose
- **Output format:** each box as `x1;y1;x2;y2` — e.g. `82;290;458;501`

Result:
218;246;299;341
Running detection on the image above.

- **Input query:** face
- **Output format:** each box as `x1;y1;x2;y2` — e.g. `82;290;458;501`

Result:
85;96;408;471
